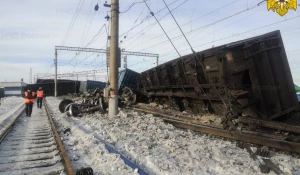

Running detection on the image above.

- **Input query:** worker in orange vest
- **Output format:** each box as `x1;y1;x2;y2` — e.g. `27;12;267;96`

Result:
24;88;35;117
36;87;44;108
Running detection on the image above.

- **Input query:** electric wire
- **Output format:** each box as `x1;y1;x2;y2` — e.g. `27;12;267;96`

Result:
84;24;107;47
62;23;107;73
162;0;228;109
80;0;96;46
82;0;105;47
98;0;184;50
125;0;189;49
126;0;241;48
126;0;244;70
162;0;193;51
164;14;300;58
119;0;182;39
61;0;83;45
62;0;87;45
37;64;55;83
143;0;181;57
125;0;241;49
159;6;264;59
120;0;147;13
120;6;147;43
60;0;105;75
156;14;300;67
136;2;263;53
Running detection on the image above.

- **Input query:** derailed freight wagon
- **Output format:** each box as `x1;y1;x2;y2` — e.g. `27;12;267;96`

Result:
137;30;299;120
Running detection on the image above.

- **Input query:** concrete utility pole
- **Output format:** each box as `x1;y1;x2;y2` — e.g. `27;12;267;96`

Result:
109;0;119;117
54;49;58;97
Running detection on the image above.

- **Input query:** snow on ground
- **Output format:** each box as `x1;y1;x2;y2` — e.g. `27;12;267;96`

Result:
0;96;24;134
46;97;300;175
46;98;140;175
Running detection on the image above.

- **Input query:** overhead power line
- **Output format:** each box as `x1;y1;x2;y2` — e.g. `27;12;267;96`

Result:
162;0;193;51
136;2;264;53
124;0;240;48
119;0;182;39
61;0;82;45
125;0;189;48
120;7;147;43
159;6;264;58
160;14;300;59
161;0;230;108
120;0;147;13
98;0;185;50
80;0;96;46
143;0;181;57
62;23;108;70
84;24;107;47
81;0;104;47
61;0;87;45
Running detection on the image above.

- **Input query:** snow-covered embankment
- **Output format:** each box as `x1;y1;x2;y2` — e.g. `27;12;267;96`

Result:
0;96;24;134
46;97;300;175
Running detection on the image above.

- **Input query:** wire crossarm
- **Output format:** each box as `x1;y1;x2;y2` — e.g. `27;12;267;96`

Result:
55;46;159;57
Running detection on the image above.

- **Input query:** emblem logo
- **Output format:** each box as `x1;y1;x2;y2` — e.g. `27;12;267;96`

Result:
267;0;297;16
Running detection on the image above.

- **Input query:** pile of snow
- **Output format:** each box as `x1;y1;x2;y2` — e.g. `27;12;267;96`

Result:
0;96;23;116
46;97;300;175
0;96;24;133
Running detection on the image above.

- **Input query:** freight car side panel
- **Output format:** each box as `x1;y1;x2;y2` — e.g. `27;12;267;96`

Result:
137;30;299;120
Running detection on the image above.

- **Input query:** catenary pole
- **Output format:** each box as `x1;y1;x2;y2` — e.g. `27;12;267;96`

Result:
109;0;119;117
54;49;57;97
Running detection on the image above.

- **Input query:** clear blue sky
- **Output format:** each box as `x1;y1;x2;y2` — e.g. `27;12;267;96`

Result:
0;0;299;84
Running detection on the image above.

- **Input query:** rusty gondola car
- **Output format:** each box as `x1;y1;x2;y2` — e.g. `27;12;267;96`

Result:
137;30;299;121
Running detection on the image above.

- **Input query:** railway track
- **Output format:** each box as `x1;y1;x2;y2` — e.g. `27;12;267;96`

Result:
0;101;74;175
130;106;300;153
129;106;300;153
129;106;300;174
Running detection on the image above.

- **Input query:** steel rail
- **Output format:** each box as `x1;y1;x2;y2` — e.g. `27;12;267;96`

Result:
130;107;300;154
238;116;300;134
131;106;223;129
44;99;75;175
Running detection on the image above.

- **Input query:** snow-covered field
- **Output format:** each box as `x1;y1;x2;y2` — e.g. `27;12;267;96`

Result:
45;97;300;175
0;96;24;134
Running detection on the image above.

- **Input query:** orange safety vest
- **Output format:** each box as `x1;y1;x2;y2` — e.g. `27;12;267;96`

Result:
37;90;44;97
24;91;35;103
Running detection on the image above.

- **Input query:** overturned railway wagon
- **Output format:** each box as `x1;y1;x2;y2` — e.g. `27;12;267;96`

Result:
137;30;299;120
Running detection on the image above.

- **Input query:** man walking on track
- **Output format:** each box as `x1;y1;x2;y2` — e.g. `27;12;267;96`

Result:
36;87;44;108
24;88;35;117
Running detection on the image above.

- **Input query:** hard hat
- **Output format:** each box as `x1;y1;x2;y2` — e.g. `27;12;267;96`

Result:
39;87;42;90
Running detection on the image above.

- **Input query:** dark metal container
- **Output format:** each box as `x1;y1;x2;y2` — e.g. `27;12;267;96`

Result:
79;80;106;93
137;30;298;120
0;88;4;98
118;69;139;94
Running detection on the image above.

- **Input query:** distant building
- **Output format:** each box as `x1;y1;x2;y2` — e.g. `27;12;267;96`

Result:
0;82;27;97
